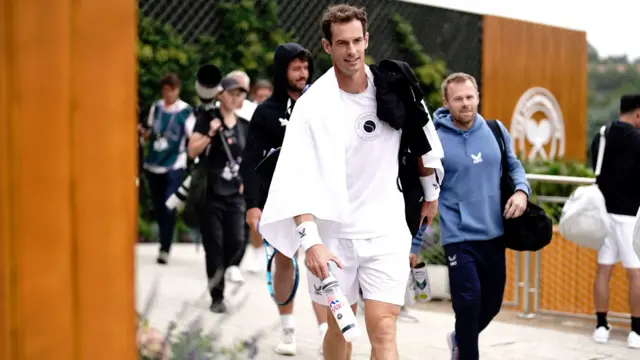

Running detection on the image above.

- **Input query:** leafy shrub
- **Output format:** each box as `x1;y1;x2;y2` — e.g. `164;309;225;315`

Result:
193;0;290;87
523;159;594;223
138;16;200;107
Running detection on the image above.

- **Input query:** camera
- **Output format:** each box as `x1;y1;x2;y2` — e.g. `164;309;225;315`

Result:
165;175;192;211
165;64;222;212
195;64;223;106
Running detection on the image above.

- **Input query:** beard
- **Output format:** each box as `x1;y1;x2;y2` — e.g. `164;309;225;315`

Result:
287;78;307;93
452;110;476;125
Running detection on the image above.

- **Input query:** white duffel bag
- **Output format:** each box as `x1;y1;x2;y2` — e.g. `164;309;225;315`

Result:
558;126;611;250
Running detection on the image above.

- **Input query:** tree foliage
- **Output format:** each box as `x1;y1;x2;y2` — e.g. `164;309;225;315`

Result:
137;0;291;110
390;14;448;109
194;0;291;87
586;46;640;155
138;16;200;108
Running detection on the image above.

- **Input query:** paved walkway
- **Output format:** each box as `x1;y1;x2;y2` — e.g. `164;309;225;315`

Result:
136;244;636;359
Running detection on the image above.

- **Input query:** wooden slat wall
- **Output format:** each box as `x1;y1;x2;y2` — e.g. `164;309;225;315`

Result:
0;0;137;359
481;15;588;162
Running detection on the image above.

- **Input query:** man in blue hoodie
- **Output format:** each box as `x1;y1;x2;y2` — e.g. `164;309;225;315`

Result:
433;72;530;360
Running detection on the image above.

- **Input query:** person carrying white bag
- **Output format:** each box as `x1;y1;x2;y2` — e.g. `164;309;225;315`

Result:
581;94;640;350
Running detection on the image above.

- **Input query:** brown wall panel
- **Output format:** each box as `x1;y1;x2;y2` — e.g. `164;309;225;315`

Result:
71;0;138;358
0;0;136;359
1;1;75;358
482;15;588;162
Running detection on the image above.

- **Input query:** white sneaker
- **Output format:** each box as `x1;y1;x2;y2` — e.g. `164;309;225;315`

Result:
593;326;610;344
225;266;245;284
628;331;640;349
318;325;328;355
245;247;265;274
274;328;296;356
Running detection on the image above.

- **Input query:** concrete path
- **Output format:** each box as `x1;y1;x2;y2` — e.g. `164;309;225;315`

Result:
136;244;636;359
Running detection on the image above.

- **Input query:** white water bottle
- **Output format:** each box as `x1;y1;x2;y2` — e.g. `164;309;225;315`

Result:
412;261;432;302
321;274;361;342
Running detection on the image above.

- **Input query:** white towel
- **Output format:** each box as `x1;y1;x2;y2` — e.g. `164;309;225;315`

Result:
259;67;444;258
420;101;445;181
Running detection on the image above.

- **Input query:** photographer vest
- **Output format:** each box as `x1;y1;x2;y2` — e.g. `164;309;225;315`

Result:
144;100;192;172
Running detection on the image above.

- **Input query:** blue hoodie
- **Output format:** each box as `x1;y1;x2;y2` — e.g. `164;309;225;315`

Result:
433;108;530;246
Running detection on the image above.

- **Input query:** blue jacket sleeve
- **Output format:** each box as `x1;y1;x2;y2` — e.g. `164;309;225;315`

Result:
498;121;531;196
410;223;428;254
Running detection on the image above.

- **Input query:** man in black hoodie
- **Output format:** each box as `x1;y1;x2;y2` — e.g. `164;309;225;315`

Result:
240;43;328;355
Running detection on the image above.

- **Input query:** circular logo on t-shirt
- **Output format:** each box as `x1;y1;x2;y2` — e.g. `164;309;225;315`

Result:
355;112;383;141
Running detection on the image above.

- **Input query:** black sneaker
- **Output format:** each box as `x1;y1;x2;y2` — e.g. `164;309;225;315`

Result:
210;301;227;314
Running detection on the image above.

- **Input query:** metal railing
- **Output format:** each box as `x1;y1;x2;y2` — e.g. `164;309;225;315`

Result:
508;173;630;324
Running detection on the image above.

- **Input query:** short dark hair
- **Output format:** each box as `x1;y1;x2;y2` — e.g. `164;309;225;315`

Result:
159;73;181;89
620;94;640;115
292;49;312;65
321;4;368;44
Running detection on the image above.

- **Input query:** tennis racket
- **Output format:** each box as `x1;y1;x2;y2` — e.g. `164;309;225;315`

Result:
263;239;299;306
257;221;300;306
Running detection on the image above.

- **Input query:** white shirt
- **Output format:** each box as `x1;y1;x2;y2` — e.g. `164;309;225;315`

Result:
216;99;257;121
236;99;257;121
337;72;410;239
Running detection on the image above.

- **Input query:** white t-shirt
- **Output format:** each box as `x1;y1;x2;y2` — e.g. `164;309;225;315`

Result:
216;99;257;121
236;99;257;121
337;70;410;239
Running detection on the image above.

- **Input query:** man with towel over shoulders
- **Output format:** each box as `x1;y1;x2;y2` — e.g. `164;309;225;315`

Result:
258;4;444;359
239;41;330;356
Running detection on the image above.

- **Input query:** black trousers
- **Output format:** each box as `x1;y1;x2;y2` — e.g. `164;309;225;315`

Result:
146;169;185;253
444;237;507;360
198;194;246;303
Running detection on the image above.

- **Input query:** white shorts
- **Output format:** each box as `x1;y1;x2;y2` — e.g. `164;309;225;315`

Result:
598;214;640;268
307;233;411;307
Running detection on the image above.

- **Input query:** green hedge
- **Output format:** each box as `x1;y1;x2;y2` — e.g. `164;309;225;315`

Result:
523;159;594;224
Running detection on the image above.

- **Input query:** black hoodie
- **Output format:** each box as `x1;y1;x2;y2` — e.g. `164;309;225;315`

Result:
240;43;314;210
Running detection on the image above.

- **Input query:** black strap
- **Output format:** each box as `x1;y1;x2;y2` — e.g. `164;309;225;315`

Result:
486;120;510;179
209;107;239;168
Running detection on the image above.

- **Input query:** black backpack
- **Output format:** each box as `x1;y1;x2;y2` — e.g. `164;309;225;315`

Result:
486;120;553;252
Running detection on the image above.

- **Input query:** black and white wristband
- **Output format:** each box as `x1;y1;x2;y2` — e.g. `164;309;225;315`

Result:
297;221;323;252
420;173;440;201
